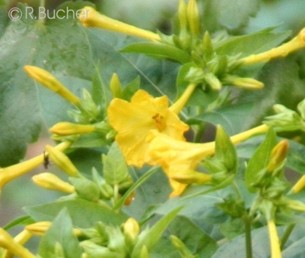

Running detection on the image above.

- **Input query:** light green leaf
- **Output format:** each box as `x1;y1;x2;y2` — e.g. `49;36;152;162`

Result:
39;209;82;258
102;143;130;185
121;42;191;63
167;216;217;258
203;0;260;31
24;199;127;227
245;129;277;191
215;28;291;58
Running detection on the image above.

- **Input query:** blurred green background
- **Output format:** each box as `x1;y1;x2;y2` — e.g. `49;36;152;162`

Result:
0;0;305;228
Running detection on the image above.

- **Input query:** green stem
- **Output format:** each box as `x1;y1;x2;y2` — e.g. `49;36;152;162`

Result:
244;215;253;258
280;224;295;249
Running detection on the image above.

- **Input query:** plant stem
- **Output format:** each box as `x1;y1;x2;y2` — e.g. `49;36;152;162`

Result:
280;224;295;249
244;215;253;258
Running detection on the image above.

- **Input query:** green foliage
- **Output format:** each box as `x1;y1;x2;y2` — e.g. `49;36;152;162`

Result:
2;1;305;258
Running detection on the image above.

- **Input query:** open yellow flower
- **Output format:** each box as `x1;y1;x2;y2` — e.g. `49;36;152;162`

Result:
107;90;189;167
148;124;268;197
148;131;215;197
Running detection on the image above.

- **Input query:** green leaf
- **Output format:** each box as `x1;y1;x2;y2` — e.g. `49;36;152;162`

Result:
166;216;217;257
245;129;277;191
286;140;305;175
0;17;94;165
39;209;82;258
121;42;191;63
215;28;291;58
132;207;182;258
215;125;237;173
24;199;127;227
102;143;130;186
203;0;260;31
69;176;100;202
191;102;254;134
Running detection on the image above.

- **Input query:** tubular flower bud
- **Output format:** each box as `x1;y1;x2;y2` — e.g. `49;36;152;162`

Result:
291;175;305;193
267;220;282;258
45;145;79;177
0;228;36;258
224;75;264;90
32;173;75;193
0;142;70;189
50;122;96;136
241;28;305;65
79;7;160;42
267;140;288;172
178;0;187;34
24;66;81;105
25;222;51;236
110;73;122;98
170;170;212;184
123;217;140;241
186;0;200;36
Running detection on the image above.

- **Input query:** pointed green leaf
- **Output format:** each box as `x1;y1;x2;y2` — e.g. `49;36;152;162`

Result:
39;209;82;258
245;129;277;191
121;42;191;63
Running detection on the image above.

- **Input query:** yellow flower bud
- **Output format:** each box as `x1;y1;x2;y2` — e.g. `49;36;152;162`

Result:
0;228;36;258
187;0;200;36
24;65;81;105
45;145;79;177
241;27;305;65
123;217;140;241
267;140;288;172
32;173;75;193
178;0;187;33
79;7;160;41
0;142;70;189
50;122;96;136
170;170;212;184
224;75;264;90
291;175;305;194
25;221;51;236
110;73;122;98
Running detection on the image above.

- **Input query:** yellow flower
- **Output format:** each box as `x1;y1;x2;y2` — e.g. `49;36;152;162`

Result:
148;131;214;197
0;142;70;189
79;7;160;41
148;125;268;197
24;66;81;106
107;90;189;167
267;220;282;258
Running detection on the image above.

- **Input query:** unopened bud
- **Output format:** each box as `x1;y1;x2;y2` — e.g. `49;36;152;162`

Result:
32;173;75;193
267;140;288;172
45;145;79;176
24;66;80;105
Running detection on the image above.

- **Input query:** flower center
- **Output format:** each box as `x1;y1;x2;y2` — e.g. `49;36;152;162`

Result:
152;113;166;131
